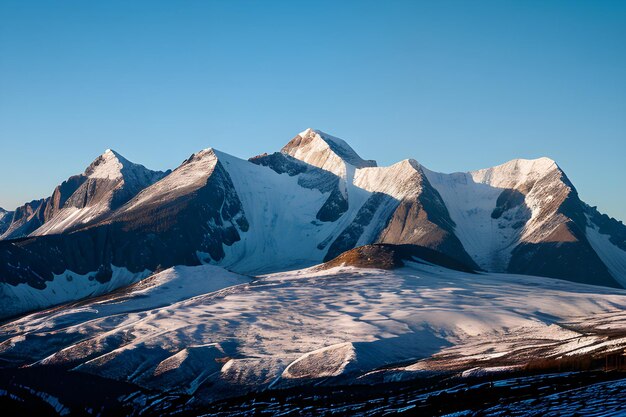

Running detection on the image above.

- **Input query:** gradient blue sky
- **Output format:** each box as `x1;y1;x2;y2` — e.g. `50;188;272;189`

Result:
1;1;625;220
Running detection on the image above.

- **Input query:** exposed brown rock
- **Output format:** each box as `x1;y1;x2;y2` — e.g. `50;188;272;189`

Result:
320;243;476;273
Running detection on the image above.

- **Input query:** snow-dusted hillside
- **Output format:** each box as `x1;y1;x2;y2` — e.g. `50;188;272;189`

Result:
2;261;626;402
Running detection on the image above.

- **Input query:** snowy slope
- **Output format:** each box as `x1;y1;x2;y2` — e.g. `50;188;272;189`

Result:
224;148;398;272
421;159;558;270
208;150;335;273
586;219;626;288
2;261;626;400
214;138;451;272
424;158;579;271
0;265;151;319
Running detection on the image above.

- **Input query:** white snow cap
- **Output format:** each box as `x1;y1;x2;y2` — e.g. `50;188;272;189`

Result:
85;148;163;182
187;147;217;162
470;156;559;189
86;149;128;179
300;128;377;168
282;128;377;177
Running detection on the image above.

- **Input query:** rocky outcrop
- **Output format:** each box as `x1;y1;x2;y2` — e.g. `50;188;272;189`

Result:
320;243;476;273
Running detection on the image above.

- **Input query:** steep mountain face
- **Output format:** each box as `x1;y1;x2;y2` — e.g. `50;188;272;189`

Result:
367;160;477;269
0;149;250;318
0;199;49;239
582;204;626;286
423;158;624;287
282;128;377;174
0;208;15;235
105;148;250;265
32;149;167;236
0;128;625;318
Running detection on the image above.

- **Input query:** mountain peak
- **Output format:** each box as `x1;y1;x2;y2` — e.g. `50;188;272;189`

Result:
422;156;561;187
83;149;165;186
281;129;376;176
183;147;218;165
195;147;217;158
504;156;557;171
468;156;560;189
102;148;127;160
84;149;131;180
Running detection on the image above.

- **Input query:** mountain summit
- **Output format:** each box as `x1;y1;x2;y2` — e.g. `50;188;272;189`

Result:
282;128;377;175
84;148;128;179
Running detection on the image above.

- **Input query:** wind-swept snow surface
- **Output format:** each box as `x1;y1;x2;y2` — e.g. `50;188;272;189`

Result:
2;261;626;401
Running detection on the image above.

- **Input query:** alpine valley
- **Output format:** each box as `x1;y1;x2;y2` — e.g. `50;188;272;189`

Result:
1;129;626;416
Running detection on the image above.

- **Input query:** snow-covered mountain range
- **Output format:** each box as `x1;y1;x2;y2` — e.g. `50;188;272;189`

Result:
1;128;625;318
1;129;626;415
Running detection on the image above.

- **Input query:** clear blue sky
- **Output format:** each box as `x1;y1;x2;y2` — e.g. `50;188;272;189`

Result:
1;1;625;221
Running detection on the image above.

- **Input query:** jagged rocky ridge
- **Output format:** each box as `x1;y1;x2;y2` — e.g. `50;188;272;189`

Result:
0;128;625;318
0;207;13;236
0;149;167;240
